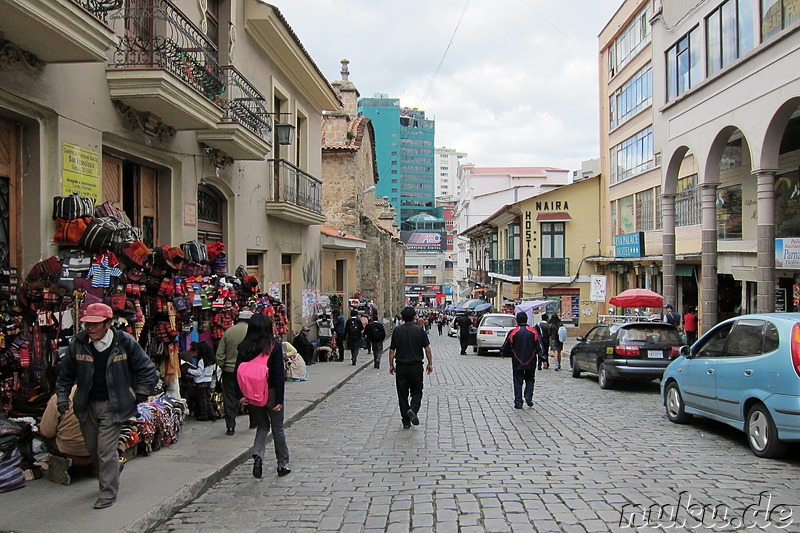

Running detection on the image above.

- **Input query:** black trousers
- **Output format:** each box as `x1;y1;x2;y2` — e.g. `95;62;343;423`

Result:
395;363;424;424
221;371;239;430
459;334;470;354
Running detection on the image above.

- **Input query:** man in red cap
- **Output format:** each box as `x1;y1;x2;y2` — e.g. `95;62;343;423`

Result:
56;303;158;509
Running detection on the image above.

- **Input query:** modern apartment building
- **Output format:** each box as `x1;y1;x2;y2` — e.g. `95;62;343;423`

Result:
599;0;800;333
434;146;467;200
358;96;436;225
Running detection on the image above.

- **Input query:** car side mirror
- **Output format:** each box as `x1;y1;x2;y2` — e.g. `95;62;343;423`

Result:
576;336;586;342
679;345;692;358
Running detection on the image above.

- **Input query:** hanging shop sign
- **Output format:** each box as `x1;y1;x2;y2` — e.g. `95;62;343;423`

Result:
614;232;645;258
61;142;100;201
775;238;800;269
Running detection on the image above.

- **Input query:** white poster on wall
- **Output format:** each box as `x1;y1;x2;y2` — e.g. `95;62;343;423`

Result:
590;275;607;302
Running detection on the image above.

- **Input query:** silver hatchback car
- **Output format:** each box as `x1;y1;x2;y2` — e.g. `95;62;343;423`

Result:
476;313;518;355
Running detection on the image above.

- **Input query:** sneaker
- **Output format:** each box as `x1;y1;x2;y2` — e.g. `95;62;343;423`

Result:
252;455;262;478
403;422;412;429
226;428;235;436
526;401;534;407
277;466;291;477
514;405;523;409
407;409;419;426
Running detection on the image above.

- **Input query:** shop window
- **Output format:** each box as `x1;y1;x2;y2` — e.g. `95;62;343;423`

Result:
716;184;743;239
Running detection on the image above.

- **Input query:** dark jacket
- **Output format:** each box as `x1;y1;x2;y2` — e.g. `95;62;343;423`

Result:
56;328;159;423
457;315;472;337
333;314;345;335
364;321;386;342
344;317;364;340
234;341;286;405
292;332;315;360
501;325;541;370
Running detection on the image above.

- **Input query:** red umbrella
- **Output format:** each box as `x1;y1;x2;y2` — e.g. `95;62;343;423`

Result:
608;288;664;308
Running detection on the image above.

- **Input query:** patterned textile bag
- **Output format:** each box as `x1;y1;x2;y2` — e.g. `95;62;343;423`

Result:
180;241;209;264
52;193;95;220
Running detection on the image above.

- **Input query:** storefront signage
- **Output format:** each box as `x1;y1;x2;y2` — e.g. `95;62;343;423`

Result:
61;142;100;201
614;232;645;258
406;285;441;293
400;231;444;251
776;238;800;269
775;288;786;312
534;201;569;210
523;211;534;281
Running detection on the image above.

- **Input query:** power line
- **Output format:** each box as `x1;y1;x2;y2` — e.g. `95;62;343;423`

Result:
418;0;473;110
517;0;595;57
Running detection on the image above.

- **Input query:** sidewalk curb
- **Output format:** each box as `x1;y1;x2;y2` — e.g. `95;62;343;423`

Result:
121;358;374;533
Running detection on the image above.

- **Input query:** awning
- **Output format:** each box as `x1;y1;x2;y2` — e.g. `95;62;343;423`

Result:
536;212;572;222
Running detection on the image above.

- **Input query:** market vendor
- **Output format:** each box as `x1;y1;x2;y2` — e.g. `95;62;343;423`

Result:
55;303;158;510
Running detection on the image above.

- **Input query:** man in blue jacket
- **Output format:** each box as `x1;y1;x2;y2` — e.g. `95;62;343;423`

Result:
501;312;542;409
56;303;158;510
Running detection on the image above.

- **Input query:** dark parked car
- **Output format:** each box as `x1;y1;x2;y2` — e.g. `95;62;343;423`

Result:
570;321;684;389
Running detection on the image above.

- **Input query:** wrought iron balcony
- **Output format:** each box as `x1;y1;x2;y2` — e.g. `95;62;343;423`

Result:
106;0;224;130
539;257;570;277
488;259;520;277
196;66;272;160
0;0;118;63
466;268;489;284
265;159;325;225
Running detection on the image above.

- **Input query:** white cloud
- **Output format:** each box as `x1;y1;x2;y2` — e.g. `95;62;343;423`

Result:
276;0;621;171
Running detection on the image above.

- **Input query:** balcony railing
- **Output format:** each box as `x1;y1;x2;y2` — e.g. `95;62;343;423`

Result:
220;66;270;140
76;0;123;23
110;0;224;105
488;259;520;277
268;159;322;215
539;258;570;276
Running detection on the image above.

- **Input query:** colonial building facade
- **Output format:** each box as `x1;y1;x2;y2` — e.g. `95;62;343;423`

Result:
0;1;340;333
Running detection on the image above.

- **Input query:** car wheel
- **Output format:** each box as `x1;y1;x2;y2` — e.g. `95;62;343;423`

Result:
570;355;581;378
598;362;615;390
746;404;788;459
664;382;691;424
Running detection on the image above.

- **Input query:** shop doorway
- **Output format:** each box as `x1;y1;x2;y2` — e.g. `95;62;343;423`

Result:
0;117;20;269
718;274;742;321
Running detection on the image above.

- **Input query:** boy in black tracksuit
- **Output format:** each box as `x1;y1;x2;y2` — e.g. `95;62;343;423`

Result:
501;312;542;409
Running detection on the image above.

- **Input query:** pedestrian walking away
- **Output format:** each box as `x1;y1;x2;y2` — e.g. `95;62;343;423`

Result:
457;313;472;355
682;307;698;345
536;313;550;370
332;308;346;362
388;306;433;429
501;312;542;409
55;303;158;509
235;312;290;479
344;309;365;365
364;316;386;369
216;309;252;435
549;314;566;371
664;304;681;327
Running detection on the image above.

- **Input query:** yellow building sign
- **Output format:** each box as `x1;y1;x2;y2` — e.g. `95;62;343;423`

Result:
62;142;100;201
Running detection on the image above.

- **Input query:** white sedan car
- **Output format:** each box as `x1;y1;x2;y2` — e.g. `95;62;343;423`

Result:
475;313;517;355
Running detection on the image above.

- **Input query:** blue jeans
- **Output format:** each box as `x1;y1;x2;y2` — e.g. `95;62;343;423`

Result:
513;368;536;407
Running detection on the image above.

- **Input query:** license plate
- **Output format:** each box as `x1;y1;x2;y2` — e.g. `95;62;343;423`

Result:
497;331;506;336
648;350;664;359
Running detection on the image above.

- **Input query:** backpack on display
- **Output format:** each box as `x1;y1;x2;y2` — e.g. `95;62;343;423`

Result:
237;344;272;407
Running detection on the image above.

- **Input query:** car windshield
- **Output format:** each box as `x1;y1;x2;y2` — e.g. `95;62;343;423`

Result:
618;325;682;344
482;316;516;328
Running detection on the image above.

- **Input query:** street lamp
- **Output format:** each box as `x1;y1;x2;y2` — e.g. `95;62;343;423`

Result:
272;112;295;145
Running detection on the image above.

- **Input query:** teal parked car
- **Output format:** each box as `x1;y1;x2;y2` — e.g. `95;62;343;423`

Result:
661;313;800;458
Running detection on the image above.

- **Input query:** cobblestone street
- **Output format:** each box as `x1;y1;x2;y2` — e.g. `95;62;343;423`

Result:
158;331;800;532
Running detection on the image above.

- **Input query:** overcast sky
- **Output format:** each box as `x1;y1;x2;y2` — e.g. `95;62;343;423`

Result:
276;0;622;173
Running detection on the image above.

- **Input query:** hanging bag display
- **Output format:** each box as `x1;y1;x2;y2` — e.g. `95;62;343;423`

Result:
53;217;92;246
180;241;209;264
52;193;95;220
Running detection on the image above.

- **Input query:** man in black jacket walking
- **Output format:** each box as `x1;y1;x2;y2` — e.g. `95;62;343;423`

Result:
457;313;473;355
389;307;433;429
501;312;542;409
364;317;386;369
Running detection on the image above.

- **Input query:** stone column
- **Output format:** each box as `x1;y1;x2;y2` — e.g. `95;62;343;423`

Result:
755;170;776;312
700;183;719;332
661;193;676;312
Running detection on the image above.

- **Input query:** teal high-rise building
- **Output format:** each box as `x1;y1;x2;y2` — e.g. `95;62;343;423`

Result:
358;96;436;225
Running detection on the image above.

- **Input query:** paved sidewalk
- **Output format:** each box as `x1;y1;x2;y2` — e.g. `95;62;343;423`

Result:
3;352;377;533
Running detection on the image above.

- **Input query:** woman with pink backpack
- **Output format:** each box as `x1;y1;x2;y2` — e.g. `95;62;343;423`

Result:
235;313;290;479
